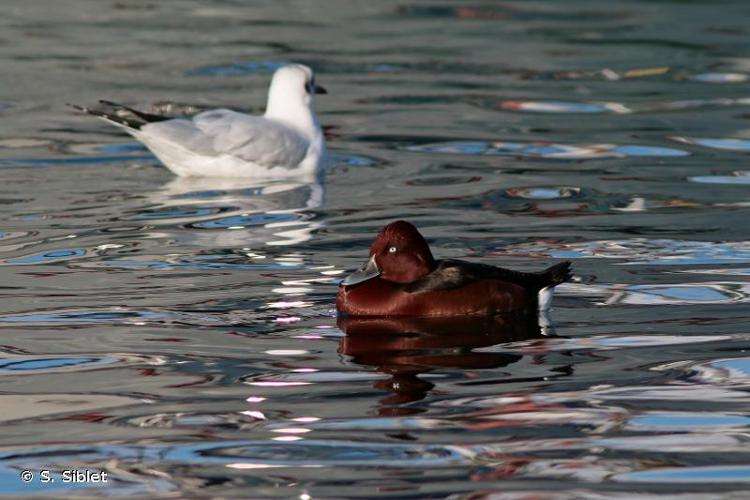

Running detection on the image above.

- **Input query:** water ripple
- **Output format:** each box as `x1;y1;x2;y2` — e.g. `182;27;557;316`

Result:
628;412;750;431
123;206;229;221
497;100;630;114
596;433;748;453
0;154;154;167
125;439;473;468
0;308;226;327
0;354;163;374
615;465;750;484
504;186;581;199
1;247;87;265
491;97;750;115
73;254;306;271
690;171;750;185
476;334;731;353
688;72;749;83
671;137;750;152
189;212;300;229
678;357;750;386
563;281;750;305
186;60;287;77
404;141;688;159
494;239;750;265
545;385;750;404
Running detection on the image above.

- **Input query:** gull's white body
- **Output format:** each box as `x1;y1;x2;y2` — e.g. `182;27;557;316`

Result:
98;64;326;178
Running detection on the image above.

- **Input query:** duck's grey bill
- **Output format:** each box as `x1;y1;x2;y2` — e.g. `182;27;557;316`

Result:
315;85;328;95
341;256;380;286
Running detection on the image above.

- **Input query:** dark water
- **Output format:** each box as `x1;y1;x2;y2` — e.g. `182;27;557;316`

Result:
1;0;750;497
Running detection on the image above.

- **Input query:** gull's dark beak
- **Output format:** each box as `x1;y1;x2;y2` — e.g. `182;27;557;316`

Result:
341;256;380;286
315;85;328;95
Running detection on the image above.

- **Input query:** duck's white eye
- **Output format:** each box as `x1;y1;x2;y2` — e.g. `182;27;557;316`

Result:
388;246;397;253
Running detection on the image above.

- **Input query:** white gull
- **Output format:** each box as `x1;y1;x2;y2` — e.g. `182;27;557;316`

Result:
73;63;327;178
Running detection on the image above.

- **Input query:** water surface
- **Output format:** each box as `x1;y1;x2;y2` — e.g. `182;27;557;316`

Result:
1;0;750;497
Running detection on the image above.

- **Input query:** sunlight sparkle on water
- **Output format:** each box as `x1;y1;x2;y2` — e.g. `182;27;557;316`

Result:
248;381;312;387
292;417;321;422
272;435;304;442
226;463;286;470
266;301;313;309
240;410;267;420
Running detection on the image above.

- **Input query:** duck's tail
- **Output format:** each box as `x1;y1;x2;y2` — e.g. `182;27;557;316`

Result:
537;261;572;318
540;261;573;289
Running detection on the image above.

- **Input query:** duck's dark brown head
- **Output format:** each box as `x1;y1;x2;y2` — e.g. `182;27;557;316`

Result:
370;220;437;283
341;220;437;287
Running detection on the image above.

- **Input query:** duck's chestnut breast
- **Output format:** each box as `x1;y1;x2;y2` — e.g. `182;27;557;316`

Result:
336;277;532;318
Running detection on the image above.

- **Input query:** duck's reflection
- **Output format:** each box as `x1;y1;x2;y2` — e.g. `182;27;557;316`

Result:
143;173;325;247
338;313;542;416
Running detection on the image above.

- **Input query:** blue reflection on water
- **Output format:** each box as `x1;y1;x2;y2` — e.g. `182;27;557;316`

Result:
630;413;750;429
95;143;148;154
503;100;613;113
404;141;688;159
614;145;688;157
690;175;750;185
619;465;750;483
0;310;167;324
0;155;154;166
712;358;750;378
91;260;303;270
629;285;730;302
126;207;223;220
186;60;288;77
689;138;750;151
0;357;101;372
5;248;86;264
192;213;299;229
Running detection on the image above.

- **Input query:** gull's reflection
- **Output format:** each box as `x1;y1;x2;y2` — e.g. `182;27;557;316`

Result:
143;173;325;247
338;313;542;416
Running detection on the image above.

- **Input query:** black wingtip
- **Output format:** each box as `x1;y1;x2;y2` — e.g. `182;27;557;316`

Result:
98;99;128;108
97;100;172;124
67;101;158;130
67;103;87;112
68;102;103;118
544;261;573;287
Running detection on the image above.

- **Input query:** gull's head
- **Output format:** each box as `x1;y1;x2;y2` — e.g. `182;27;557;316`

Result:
265;64;326;124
